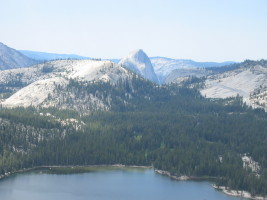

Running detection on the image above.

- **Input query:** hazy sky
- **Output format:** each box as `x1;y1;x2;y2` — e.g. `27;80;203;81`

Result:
1;0;267;61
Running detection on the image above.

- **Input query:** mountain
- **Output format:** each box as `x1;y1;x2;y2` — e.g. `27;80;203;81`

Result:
200;60;267;111
0;59;135;113
119;49;159;83
150;57;234;83
20;50;91;61
0;42;37;70
1;53;267;198
17;48;236;84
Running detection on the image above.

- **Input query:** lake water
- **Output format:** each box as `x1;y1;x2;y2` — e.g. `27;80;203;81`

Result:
0;167;245;200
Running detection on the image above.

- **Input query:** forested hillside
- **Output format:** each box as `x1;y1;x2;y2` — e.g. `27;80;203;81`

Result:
0;77;267;196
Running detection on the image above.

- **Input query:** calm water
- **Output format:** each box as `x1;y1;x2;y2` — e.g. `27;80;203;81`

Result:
0;168;245;200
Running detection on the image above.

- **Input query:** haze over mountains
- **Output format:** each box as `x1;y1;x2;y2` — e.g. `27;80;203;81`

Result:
18;47;234;83
0;42;37;70
20;50;91;61
0;42;266;111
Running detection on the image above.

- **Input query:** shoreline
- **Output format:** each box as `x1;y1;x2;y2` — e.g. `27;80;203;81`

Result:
1;165;266;200
0;164;152;180
212;185;267;200
155;169;267;200
154;169;190;181
154;169;217;181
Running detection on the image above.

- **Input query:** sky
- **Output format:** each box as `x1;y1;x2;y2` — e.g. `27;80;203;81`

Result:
0;0;267;62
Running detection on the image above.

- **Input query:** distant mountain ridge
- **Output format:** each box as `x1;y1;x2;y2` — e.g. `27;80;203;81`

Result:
20;50;91;61
150;57;235;83
0;43;37;70
18;47;235;84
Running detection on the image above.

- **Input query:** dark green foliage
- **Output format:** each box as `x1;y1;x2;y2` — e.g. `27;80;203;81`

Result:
0;79;266;196
0;107;61;129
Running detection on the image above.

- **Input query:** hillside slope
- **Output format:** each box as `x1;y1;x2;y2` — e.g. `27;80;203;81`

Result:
201;60;267;111
0;60;134;113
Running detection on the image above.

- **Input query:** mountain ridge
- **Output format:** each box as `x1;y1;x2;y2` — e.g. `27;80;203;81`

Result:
16;46;235;84
1;42;266;112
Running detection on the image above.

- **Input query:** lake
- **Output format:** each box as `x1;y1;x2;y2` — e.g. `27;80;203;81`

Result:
0;167;246;200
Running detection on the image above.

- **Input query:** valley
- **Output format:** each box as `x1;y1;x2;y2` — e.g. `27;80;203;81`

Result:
0;43;267;198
